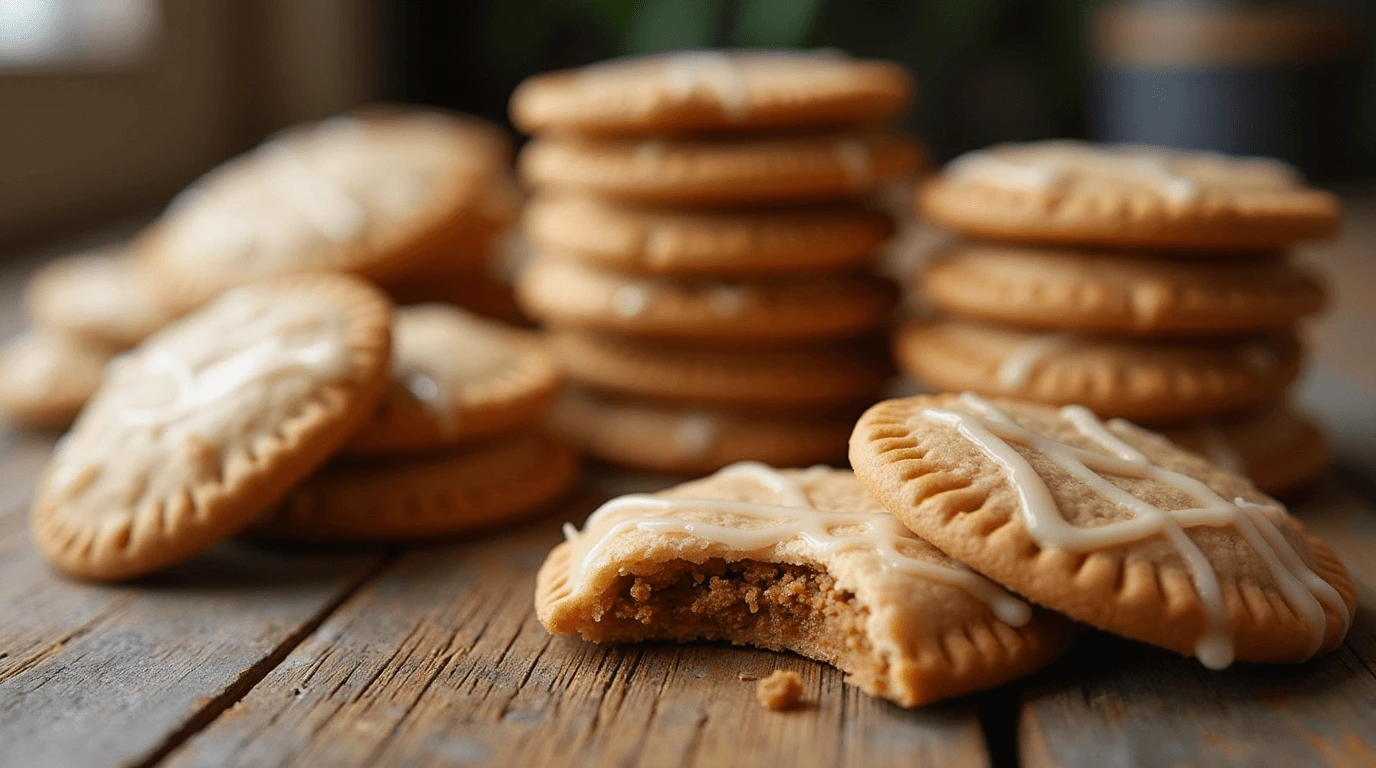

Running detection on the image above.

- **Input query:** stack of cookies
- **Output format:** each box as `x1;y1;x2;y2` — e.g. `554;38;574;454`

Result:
509;51;925;474
899;141;1341;494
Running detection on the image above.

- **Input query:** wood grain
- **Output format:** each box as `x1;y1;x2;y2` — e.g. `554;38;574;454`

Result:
162;488;992;768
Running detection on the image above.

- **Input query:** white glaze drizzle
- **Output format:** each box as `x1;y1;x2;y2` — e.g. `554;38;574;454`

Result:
563;461;1033;627
996;333;1074;388
673;412;718;456
921;393;1349;669
664;51;749;121
611;284;653;317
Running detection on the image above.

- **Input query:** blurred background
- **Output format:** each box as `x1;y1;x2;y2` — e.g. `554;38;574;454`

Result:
1;0;1373;246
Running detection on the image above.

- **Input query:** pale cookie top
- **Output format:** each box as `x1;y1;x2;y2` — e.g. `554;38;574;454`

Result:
921;141;1340;249
141;108;512;310
851;393;1357;668
25;249;179;350
0;330;111;428
342;304;561;455
29;274;393;580
511;50;913;136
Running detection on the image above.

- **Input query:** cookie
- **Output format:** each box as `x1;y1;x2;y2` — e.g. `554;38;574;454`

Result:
1160;406;1329;496
548;329;888;410
519;132;925;205
378;169;524;284
139;108;513;312
523;194;892;276
0;330;111;429
29;274;393;580
549;387;854;474
249;430;577;541
518;258;895;342
850;393;1356;667
511;50;912;137
920;141;1341;249
25;249;179;350
341;305;560;456
923;244;1326;335
894;319;1301;421
537;462;1073;706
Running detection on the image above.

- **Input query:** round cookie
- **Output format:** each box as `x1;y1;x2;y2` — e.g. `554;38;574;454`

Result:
29;273;393;581
518;257;895;342
511;50;912;137
923;244;1326;335
549;387;854;474
249;430;577;541
523;195;893;275
519;132;925;206
1160;407;1329;496
548;330;888;410
140;108;513;312
0;330;111;429
894;319;1301;422
850;393;1356;667
25;249;179;350
379;169;524;284
920;141;1341;249
342;304;560;456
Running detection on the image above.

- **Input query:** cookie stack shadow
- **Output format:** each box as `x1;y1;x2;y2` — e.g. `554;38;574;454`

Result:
901;141;1342;495
508;51;926;474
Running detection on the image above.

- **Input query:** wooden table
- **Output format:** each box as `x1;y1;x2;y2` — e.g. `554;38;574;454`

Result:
2;204;1376;768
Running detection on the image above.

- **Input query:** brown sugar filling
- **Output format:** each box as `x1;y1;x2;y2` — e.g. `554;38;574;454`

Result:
579;558;881;684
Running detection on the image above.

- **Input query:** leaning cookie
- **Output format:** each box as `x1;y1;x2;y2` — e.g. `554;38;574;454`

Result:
1160;406;1329;496
250;430;577;541
920;141;1340;249
537;463;1073;707
894;319;1301;422
29;274;393;580
850;393;1356;667
341;305;560;456
0;330;112;429
25;248;179;350
511;50;912;136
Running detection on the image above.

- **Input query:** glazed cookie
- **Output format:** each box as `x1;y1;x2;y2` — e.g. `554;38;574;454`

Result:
549;387;854;474
850;393;1356;667
523;195;892;275
25;249;179;350
379;170;524;284
548;330;888;410
923;244;1326;335
538;462;1073;706
920;141;1340;249
511;50;912;136
250;430;577;541
518;258;895;342
894;319;1301;421
29;274;393;580
519;132;925;205
140;108;513;311
1160;406;1329;496
0;330;111;429
342;304;560;456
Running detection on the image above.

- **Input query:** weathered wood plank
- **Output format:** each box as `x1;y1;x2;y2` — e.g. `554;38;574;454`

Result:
1017;479;1376;768
163;487;992;768
0;430;384;768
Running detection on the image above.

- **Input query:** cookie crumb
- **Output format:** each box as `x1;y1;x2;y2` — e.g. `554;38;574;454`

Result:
737;671;758;682
755;670;805;711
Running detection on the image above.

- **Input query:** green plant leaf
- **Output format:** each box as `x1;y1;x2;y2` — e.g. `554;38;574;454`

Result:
625;0;729;54
732;0;827;48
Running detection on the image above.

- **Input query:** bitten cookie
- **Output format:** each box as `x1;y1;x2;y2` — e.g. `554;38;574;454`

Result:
548;387;855;474
894;319;1301;421
923;244;1326;335
140;108;513;311
511;50;912;136
519;132;925;205
537;462;1072;706
29;274;393;580
342;304;560;456
25;249;179;350
1160;406;1329;496
524;195;893;276
0;330;111;429
850;393;1356;667
518;257;895;342
920;141;1340;249
250;430;577;541
548;330;888;410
